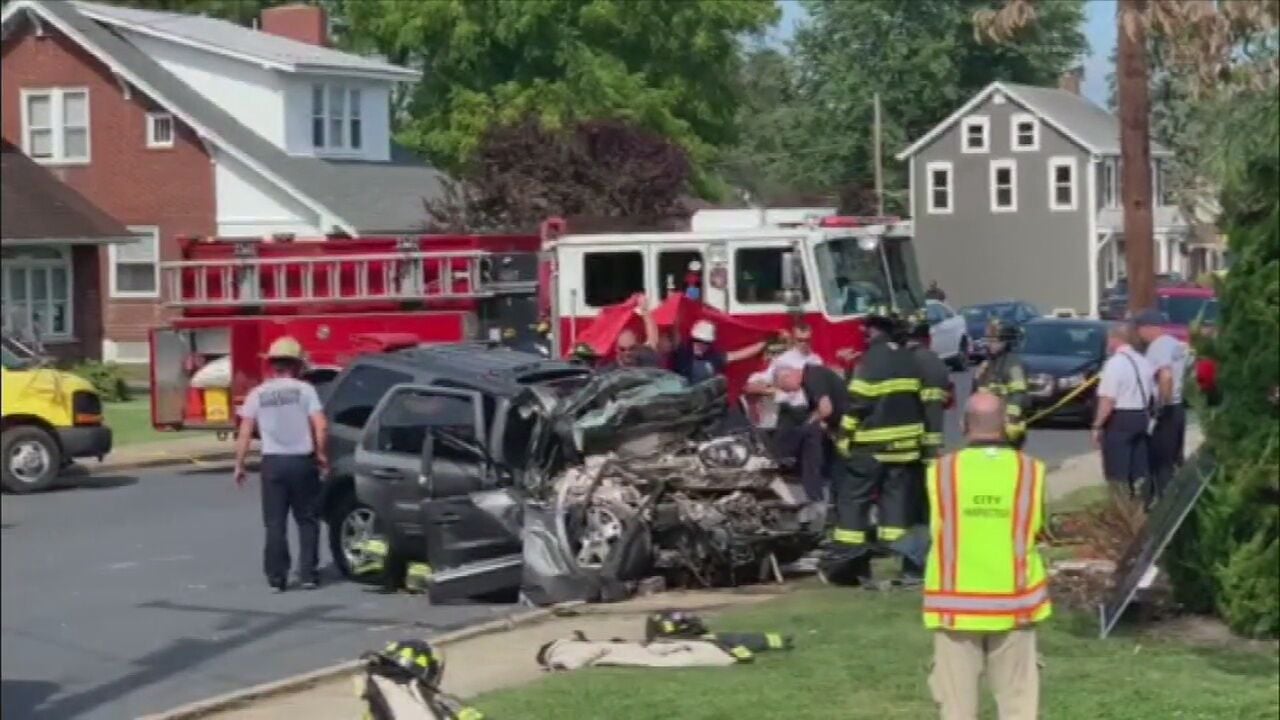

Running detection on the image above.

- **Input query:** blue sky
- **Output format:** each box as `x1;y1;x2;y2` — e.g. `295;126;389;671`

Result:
773;0;1116;106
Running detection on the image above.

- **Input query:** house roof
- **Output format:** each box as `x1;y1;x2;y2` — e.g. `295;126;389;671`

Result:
71;1;418;80
0;139;135;243
2;0;445;236
896;81;1172;160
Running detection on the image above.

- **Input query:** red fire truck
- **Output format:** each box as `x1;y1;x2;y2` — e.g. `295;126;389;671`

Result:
150;216;924;431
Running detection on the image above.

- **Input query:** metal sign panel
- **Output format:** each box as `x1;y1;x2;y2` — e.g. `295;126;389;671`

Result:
1098;449;1216;638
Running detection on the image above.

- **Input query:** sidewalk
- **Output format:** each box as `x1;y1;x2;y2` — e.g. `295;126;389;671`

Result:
1044;422;1203;503
80;435;251;475
151;588;788;720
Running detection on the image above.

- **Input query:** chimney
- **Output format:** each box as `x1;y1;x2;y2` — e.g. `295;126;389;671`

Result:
1058;66;1083;95
260;3;328;47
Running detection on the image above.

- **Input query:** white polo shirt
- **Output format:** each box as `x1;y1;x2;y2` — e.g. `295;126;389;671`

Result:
1145;334;1189;404
1097;345;1156;411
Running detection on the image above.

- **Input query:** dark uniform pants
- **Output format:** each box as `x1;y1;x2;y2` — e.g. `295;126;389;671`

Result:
260;454;321;584
1102;410;1150;494
772;421;830;502
1148;403;1186;503
821;451;916;583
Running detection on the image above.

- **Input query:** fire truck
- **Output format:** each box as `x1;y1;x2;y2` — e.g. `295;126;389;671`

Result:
150;215;924;431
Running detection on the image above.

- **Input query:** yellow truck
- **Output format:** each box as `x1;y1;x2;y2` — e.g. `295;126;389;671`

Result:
1;344;112;493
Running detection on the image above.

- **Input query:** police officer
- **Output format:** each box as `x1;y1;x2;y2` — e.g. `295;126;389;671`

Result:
822;307;925;586
901;312;951;580
233;337;329;592
1092;322;1157;499
974;319;1029;448
924;391;1051;719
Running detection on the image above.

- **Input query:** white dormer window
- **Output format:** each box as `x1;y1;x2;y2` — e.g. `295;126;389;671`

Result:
1011;113;1039;151
990;159;1017;213
146;112;174;149
961;116;989;153
312;83;363;152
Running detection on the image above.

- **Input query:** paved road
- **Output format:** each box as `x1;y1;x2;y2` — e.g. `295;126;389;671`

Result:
943;370;1092;469
1;369;1090;720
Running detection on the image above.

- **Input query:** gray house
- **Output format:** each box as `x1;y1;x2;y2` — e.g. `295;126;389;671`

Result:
896;74;1200;316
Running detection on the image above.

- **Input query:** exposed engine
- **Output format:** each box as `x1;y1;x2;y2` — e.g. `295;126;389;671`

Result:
549;436;821;592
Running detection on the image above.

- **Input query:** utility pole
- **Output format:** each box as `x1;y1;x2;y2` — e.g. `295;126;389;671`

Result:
873;92;884;216
1117;0;1156;313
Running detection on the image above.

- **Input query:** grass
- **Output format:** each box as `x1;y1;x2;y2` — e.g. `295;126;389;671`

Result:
474;586;1279;720
103;398;204;446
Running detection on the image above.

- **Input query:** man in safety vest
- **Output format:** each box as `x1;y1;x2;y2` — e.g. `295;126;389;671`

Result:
925;390;1051;720
973;319;1029;448
822;306;925;585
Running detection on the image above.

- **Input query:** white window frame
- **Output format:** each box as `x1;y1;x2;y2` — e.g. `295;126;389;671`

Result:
989;159;1017;213
146;112;175;149
1010;112;1040;152
925;161;954;215
110;226;162;299
1;247;75;340
1102;158;1119;209
961;116;990;154
20;87;91;165
311;83;364;154
1048;156;1078;211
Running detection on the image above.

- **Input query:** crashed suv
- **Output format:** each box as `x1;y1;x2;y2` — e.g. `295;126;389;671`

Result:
351;344;821;604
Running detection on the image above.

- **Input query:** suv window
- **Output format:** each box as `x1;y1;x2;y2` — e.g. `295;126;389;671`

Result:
329;365;413;429
371;389;479;457
584;251;643;307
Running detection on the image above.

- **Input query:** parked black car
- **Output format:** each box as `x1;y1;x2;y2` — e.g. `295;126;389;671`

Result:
1017;318;1108;425
318;344;591;580
959;300;1040;361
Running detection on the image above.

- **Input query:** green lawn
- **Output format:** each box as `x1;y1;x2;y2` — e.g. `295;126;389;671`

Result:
475;586;1279;720
103;398;205;446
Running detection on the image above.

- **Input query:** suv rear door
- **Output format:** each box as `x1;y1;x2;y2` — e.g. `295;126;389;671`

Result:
355;385;520;584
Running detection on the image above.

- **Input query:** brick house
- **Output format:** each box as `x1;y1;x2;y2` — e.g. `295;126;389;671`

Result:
1;1;444;364
1;138;136;363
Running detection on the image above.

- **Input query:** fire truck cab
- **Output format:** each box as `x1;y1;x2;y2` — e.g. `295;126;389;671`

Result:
547;215;924;366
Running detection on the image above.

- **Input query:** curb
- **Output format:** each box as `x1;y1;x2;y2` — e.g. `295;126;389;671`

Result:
84;450;248;475
139;601;587;720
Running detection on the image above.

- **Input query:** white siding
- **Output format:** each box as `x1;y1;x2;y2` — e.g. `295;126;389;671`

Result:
124;33;287;148
282;77;391;161
213;149;321;237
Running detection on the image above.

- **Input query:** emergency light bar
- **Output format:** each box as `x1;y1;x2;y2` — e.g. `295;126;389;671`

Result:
818;215;901;228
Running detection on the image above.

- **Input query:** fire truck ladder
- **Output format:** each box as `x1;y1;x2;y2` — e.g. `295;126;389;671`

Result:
161;250;536;308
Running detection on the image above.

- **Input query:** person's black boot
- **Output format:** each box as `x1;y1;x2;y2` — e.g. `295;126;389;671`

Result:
269;577;288;593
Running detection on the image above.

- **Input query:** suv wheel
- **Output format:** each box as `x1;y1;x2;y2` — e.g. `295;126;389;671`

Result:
328;493;382;580
2;426;62;494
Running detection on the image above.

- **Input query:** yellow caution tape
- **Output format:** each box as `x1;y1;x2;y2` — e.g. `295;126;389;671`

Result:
1026;375;1100;425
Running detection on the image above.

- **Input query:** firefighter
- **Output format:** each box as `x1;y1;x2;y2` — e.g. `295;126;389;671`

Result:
233;336;328;592
902;312;951;581
924;391;1051;719
974;319;1029;448
822;307;925;586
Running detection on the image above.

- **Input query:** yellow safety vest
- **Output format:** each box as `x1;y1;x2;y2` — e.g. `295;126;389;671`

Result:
923;446;1052;632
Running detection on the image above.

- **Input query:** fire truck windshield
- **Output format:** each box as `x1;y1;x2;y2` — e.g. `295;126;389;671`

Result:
813;236;924;318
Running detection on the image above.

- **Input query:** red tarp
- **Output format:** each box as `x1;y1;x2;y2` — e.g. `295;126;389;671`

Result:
577;294;777;359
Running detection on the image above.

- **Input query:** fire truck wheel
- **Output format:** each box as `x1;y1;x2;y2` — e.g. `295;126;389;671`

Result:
328;493;382;582
2;426;62;494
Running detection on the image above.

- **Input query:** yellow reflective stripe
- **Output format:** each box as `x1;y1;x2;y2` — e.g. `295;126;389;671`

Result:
920;387;947;401
766;633;785;649
854;422;924;442
729;646;754;661
1006;422;1027;438
360;539;389;555
407;563;432;579
457;708;486;720
983;382;1007;394
840;415;860;432
874;450;921;462
849;378;922;397
835;437;851;456
880;526;907;541
921;432;944;446
1007;381;1028;392
832;528;866;544
1006;404;1024;418
662;620;676;633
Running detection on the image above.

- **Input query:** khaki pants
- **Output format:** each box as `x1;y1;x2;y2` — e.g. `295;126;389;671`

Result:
929;628;1039;720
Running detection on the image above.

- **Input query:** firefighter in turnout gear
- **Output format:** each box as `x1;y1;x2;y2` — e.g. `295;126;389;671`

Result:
974;319;1029;448
822;307;926;586
901;313;951;580
359;640;487;719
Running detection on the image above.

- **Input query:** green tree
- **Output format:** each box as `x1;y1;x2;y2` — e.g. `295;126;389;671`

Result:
339;0;777;191
776;0;1087;213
